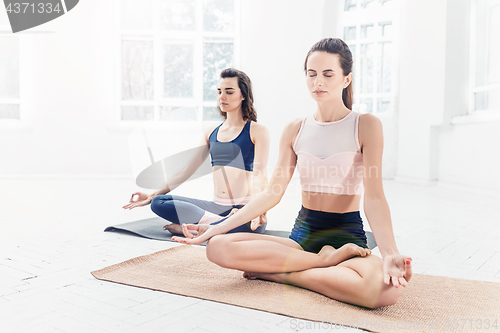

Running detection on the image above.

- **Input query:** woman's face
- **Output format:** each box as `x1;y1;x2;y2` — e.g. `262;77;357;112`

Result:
218;77;245;113
305;51;352;103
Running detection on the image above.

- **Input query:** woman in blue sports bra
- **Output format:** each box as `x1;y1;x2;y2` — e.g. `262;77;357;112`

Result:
173;39;412;309
123;68;270;235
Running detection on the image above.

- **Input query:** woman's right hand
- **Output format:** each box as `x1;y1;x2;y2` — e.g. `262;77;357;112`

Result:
122;192;153;210
172;224;221;245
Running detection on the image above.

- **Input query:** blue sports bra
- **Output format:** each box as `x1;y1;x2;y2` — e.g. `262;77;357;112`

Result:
209;121;255;172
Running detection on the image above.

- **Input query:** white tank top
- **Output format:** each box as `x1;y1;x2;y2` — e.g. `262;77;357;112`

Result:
292;111;364;195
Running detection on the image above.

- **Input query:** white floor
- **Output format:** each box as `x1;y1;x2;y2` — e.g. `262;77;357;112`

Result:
0;177;499;333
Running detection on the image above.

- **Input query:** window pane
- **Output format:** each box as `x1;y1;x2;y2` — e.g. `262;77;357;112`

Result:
0;104;20;119
361;24;374;39
203;0;234;32
380;22;393;38
203;106;223;121
344;0;357;11
121;0;153;29
360;98;373;113
121;106;154;120
122;40;154;100
161;0;195;31
203;42;233;101
475;88;500;111
377;98;391;113
474;91;488;111
360;43;374;93
160;106;197;121
0;37;19;98
379;42;392;93
163;43;194;98
344;26;357;41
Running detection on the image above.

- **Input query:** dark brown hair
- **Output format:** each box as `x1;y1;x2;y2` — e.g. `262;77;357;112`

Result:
304;38;354;110
217;68;257;122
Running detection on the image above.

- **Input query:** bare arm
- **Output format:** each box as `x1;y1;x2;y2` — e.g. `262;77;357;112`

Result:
360;114;398;256
173;119;302;243
245;122;270;228
359;114;412;286
250;122;270;197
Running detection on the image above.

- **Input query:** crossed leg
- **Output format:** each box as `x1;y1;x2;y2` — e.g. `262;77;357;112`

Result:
151;195;231;234
206;233;406;309
246;255;404;308
206;233;371;276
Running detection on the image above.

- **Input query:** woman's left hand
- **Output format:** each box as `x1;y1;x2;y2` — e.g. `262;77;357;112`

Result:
250;214;267;230
172;224;220;245
382;254;412;288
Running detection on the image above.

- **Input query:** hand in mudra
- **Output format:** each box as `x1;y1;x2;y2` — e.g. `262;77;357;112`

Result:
172;224;216;245
228;208;267;230
383;254;412;288
250;214;267;230
122;192;152;210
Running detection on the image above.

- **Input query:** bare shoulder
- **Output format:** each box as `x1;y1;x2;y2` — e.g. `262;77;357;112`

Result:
286;117;305;130
249;121;269;135
359;113;383;139
203;122;221;142
249;121;270;144
282;117;305;145
358;113;383;154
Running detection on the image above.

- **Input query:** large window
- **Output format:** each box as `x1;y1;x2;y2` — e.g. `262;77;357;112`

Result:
471;0;500;113
0;10;20;120
118;0;238;122
341;0;399;114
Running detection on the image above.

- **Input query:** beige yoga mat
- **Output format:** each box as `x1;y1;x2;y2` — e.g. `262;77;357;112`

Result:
91;245;500;333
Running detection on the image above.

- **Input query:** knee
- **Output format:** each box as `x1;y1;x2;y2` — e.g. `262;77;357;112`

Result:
367;285;403;309
206;235;231;267
362;262;403;309
150;195;173;214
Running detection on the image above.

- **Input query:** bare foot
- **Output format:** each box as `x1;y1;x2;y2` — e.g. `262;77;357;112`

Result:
318;244;371;267
243;271;289;284
163;224;183;235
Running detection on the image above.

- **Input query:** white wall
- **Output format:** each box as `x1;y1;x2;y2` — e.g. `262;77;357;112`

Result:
439;123;500;192
396;0;500;192
396;0;448;183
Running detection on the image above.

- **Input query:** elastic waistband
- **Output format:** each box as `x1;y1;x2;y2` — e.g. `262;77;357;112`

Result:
213;195;253;206
298;206;361;221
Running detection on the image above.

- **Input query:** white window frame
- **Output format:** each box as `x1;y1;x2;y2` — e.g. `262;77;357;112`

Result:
468;0;500;114
339;0;400;114
113;0;241;124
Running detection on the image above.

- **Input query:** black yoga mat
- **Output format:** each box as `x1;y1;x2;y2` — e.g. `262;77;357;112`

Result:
105;217;377;249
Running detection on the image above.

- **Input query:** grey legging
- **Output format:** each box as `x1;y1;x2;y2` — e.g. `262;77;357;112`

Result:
150;194;266;234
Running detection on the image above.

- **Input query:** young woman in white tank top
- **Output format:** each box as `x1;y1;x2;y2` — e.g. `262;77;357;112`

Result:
173;38;412;309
